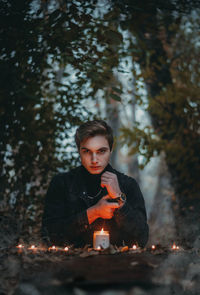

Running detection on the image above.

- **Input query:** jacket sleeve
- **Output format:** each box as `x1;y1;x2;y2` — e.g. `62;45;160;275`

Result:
42;174;90;244
114;177;149;247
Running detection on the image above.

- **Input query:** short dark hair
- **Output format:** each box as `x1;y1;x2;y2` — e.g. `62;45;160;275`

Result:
75;120;113;151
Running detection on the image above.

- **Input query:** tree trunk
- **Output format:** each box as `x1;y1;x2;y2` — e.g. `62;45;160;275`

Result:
147;153;176;246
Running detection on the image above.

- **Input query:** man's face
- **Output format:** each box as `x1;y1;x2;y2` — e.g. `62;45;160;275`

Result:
79;135;112;174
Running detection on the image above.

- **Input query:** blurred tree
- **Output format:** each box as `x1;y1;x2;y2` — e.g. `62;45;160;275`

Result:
118;1;200;244
0;0;123;236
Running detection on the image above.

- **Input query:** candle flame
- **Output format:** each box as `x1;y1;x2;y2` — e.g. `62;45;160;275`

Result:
15;241;181;252
17;244;23;248
48;245;58;251
100;228;104;234
172;243;179;250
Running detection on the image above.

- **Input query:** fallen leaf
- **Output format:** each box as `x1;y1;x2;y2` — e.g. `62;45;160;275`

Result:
120;246;129;252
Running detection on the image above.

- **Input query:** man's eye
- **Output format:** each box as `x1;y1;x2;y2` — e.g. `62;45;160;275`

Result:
99;150;106;154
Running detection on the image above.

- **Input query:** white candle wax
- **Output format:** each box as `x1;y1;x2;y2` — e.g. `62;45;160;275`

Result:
93;229;110;249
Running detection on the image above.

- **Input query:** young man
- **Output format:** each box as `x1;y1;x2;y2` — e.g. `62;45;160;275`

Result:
42;120;149;247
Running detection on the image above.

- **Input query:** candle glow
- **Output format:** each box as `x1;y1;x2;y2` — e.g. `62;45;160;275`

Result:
172;243;179;250
48;245;57;251
16;244;24;254
28;245;37;251
17;244;24;248
15;240;183;253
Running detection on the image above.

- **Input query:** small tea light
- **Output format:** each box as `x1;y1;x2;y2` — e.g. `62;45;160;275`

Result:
132;244;137;250
28;245;37;252
17;244;24;249
64;247;69;252
16;244;24;253
172;243;179;250
49;245;57;251
151;245;156;250
93;228;110;249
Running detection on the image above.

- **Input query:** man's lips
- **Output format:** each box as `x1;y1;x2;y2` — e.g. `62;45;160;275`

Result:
90;166;101;169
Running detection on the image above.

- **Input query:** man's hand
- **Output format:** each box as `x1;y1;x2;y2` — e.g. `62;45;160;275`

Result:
87;195;120;224
101;171;121;199
95;195;120;219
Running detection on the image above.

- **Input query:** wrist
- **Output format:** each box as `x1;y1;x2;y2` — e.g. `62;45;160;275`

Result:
115;192;126;205
93;204;100;219
115;190;122;198
111;190;122;199
87;205;99;224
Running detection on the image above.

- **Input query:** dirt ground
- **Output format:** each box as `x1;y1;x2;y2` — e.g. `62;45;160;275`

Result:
1;245;200;295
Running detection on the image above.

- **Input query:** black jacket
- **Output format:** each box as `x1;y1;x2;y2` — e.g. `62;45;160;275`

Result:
42;164;149;247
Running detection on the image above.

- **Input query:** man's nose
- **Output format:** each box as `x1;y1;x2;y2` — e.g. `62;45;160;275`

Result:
91;153;98;163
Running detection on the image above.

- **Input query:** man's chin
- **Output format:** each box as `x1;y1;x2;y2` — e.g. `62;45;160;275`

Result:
88;167;103;174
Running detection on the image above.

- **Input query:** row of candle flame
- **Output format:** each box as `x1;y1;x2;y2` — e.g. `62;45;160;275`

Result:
16;243;180;252
17;244;69;251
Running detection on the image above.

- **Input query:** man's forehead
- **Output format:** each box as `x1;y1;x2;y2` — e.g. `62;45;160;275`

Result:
80;135;110;150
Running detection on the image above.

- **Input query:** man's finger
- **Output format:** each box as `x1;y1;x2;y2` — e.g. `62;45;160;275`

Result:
107;202;120;208
101;175;113;180
101;180;110;185
101;182;110;188
101;178;112;183
102;171;115;177
101;177;112;182
102;194;110;200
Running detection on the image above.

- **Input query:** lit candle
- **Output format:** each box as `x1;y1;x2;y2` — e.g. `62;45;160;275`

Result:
16;244;24;254
151;245;156;250
132;244;137;250
28;245;37;253
48;245;57;251
93;228;110;249
17;244;23;249
171;242;179;250
64;246;69;252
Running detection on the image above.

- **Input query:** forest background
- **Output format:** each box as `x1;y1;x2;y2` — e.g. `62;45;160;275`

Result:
0;0;200;248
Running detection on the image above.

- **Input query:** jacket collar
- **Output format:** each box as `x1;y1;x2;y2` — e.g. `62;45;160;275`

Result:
69;163;114;198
